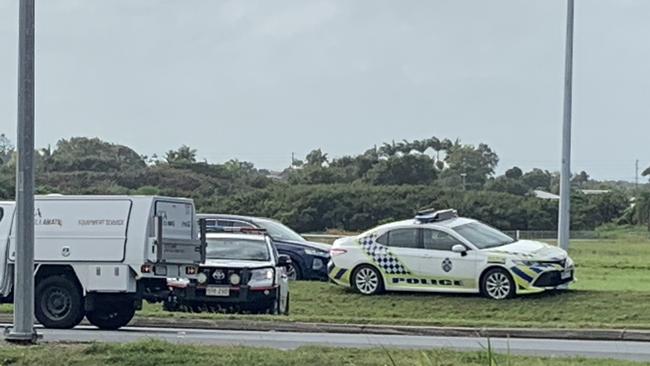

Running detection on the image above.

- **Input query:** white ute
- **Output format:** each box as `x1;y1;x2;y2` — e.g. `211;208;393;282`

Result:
0;195;206;330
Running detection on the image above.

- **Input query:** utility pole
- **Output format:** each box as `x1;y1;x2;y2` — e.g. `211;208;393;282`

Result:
6;0;38;343
558;0;574;251
634;159;639;195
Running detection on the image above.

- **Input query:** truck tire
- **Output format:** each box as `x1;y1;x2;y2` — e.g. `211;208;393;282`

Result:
86;301;136;330
35;275;85;329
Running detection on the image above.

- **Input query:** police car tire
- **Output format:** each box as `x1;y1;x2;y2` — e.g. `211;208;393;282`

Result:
481;268;516;300
35;275;85;329
351;265;384;295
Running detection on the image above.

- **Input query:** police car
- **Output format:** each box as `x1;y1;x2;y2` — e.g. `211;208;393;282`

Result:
328;209;575;300
166;228;290;314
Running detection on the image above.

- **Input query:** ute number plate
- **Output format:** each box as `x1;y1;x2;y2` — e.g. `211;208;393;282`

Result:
206;286;230;297
561;269;572;280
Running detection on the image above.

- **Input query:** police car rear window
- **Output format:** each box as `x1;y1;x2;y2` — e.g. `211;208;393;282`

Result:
379;229;421;249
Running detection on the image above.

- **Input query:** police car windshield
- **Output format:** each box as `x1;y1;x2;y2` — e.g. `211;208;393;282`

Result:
453;222;515;249
206;238;270;261
253;220;304;242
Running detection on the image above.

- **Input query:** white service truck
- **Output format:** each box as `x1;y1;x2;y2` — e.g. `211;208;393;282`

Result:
0;195;206;330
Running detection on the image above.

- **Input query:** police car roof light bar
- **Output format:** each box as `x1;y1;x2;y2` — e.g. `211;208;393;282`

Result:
415;208;458;223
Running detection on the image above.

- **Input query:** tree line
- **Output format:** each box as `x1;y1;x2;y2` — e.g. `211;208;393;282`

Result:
0;133;647;232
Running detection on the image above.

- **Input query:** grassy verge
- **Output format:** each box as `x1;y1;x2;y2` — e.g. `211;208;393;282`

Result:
139;283;650;329
0;339;647;366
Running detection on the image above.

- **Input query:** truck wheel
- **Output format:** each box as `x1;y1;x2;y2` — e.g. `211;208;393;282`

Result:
481;268;516;300
35;275;85;329
86;301;136;330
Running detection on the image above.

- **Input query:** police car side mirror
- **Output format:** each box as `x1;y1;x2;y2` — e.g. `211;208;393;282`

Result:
452;244;468;257
278;254;292;268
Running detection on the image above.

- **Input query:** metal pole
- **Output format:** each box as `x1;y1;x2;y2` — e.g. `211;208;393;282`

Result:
6;0;37;343
634;159;639;196
558;0;574;251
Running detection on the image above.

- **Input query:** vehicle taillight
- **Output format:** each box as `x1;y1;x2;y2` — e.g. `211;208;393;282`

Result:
329;248;347;257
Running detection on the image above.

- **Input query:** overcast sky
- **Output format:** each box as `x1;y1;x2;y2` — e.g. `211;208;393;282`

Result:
1;0;648;181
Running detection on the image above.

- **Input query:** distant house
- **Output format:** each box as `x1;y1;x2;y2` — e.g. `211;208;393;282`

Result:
580;189;610;195
533;190;560;200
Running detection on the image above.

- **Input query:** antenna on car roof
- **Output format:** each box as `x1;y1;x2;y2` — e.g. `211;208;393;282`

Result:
414;208;458;223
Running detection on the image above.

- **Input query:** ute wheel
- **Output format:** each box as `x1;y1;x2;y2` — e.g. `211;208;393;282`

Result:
35;275;85;329
86;301;136;330
351;265;384;295
481;268;516;300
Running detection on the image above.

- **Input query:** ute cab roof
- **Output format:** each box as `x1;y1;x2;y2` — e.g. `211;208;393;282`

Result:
205;227;270;242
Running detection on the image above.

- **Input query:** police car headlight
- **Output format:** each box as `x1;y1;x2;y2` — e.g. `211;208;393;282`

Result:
229;273;241;286
248;268;274;288
196;272;208;284
304;248;329;257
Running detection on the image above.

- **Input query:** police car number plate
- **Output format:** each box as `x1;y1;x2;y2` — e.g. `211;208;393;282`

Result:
561;269;572;280
206;286;229;297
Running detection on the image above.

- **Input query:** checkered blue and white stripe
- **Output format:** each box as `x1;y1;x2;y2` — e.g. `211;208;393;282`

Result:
359;234;410;275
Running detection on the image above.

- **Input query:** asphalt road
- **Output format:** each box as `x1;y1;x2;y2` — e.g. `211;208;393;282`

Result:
4;324;650;362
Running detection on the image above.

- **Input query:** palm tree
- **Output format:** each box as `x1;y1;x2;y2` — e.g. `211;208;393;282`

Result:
378;142;399;157
397;139;412;155
411;139;429;154
635;191;650;231
643;166;650;177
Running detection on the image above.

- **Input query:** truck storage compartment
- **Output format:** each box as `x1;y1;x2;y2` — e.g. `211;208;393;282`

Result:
11;199;132;262
154;200;204;264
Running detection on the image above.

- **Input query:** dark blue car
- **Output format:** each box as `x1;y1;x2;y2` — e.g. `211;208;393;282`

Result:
197;214;330;281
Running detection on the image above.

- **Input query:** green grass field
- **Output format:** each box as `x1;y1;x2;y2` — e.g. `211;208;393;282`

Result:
0;339;646;366
3;234;650;330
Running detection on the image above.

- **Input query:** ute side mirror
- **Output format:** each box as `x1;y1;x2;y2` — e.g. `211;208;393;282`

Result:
452;244;468;257
278;254;292;268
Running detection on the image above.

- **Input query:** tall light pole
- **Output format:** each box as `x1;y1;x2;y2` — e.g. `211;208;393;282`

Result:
6;0;38;343
558;0;574;251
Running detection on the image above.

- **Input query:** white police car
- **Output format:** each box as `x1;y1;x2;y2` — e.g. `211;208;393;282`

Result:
166;229;290;314
328;209;575;300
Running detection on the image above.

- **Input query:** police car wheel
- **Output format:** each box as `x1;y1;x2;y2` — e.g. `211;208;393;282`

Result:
481;268;515;300
352;265;383;295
